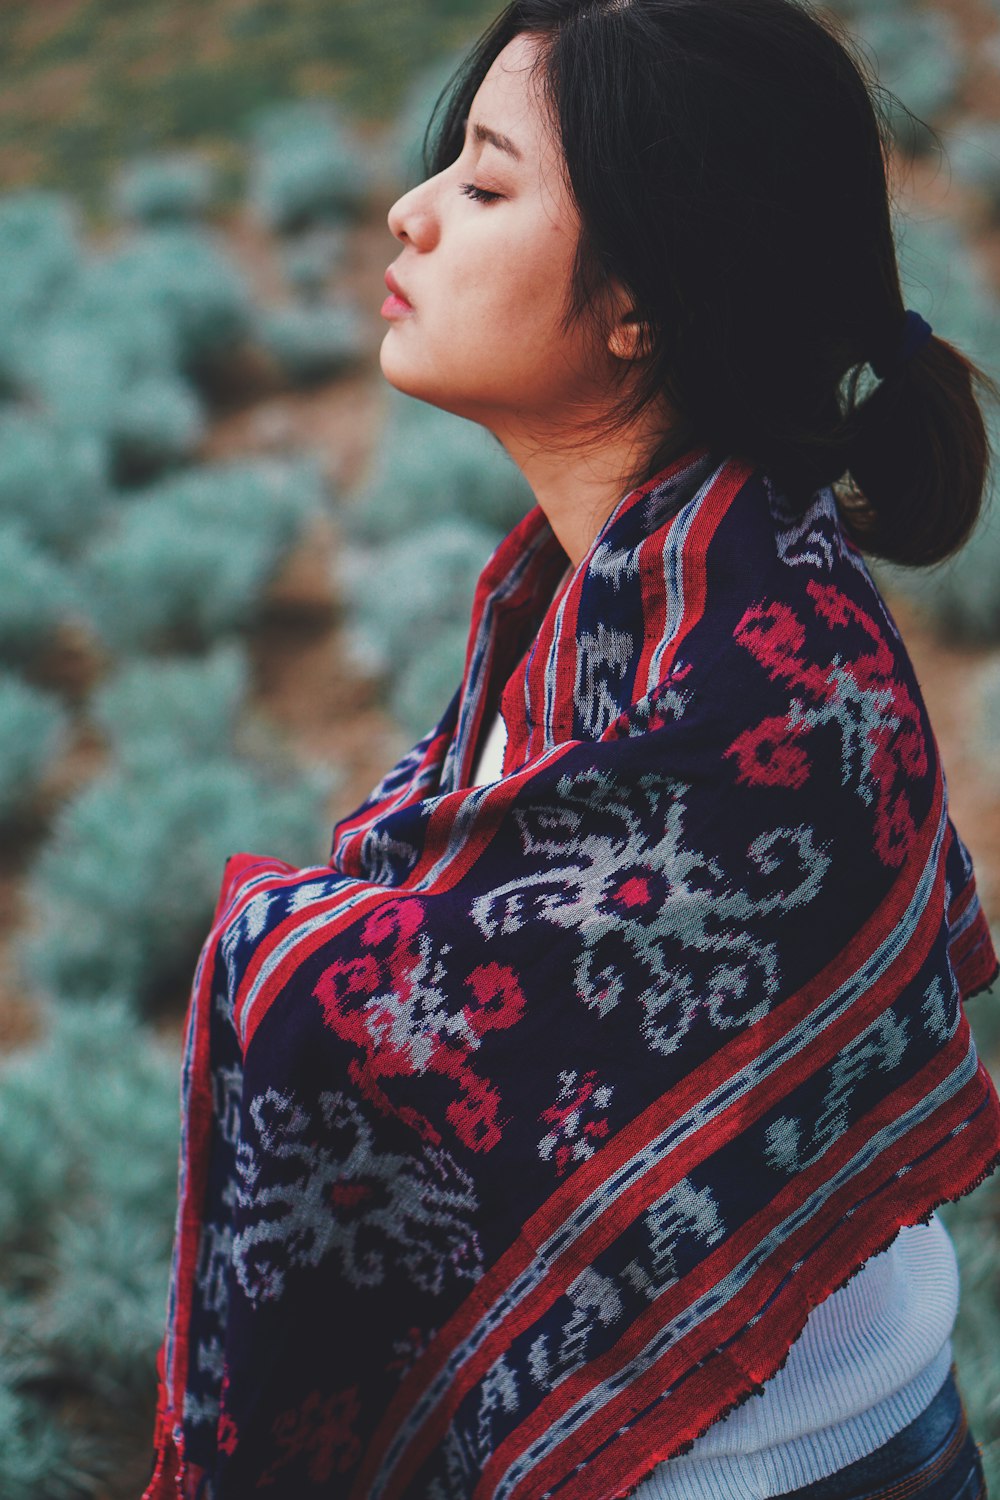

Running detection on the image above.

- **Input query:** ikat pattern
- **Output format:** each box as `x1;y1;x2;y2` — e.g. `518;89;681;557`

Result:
232;1085;485;1302
144;450;1000;1500
313;898;527;1154
574;623;635;739
472;766;830;1046
423;1175;729;1500
256;1385;364;1489
537;1068;615;1176
726;584;927;870
763;1010;911;1174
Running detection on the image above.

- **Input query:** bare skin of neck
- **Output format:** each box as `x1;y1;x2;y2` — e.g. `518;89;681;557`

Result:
490;395;678;568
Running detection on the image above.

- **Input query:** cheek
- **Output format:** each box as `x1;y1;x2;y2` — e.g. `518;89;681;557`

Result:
473;226;579;350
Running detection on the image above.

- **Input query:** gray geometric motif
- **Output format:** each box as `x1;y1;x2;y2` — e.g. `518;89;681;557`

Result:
524;1178;725;1395
195;1058;243;1320
537;1068;615;1175
359;824;421;885
423;1421;480;1500
622;1176;727;1301
763;1010;909;1174
219;892;276;1019
920;973;958;1045
474;1353;521;1465
574;622;636;738
527;1265;625;1392
231;1087;485;1304
769;483;841;572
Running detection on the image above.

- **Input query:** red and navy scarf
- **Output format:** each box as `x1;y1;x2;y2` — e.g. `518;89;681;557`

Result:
144;447;1000;1500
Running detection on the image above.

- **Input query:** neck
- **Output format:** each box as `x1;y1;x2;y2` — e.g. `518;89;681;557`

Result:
489;400;681;567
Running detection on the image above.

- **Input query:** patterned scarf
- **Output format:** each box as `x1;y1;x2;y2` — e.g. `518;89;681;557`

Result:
144;447;1000;1500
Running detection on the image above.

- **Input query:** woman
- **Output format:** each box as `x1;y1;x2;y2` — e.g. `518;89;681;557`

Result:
145;2;1000;1496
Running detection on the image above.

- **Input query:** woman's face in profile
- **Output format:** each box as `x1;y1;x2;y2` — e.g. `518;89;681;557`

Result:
381;32;618;435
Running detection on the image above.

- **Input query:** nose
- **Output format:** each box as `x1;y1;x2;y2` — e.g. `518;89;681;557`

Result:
387;176;439;249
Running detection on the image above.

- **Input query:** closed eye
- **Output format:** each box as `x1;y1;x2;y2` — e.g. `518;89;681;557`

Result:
459;182;503;204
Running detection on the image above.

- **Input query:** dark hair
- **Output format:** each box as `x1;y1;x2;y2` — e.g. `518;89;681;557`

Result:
420;0;997;567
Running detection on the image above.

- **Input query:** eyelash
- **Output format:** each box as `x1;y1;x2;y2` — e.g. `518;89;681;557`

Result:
459;182;503;204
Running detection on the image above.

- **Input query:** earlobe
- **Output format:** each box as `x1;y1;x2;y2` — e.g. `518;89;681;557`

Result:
608;314;653;361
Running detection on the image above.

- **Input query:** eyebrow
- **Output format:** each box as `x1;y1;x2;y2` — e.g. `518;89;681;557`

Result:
462;115;523;164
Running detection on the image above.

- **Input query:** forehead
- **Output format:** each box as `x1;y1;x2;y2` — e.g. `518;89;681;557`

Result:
471;33;556;158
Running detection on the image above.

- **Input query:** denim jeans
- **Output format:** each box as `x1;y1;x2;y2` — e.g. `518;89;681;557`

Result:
770;1364;987;1499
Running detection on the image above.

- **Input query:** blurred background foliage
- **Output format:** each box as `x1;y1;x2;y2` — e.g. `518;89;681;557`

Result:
0;0;999;1495
0;0;496;219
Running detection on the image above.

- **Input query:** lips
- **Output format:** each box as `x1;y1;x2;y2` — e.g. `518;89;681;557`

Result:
384;266;412;307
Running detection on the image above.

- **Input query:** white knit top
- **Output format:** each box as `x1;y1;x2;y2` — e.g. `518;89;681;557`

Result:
469;706;959;1500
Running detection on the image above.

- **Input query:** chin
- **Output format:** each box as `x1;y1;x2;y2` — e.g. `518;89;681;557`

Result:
378;338;425;398
378;356;460;421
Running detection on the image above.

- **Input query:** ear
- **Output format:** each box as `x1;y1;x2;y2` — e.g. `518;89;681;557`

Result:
607;310;654;361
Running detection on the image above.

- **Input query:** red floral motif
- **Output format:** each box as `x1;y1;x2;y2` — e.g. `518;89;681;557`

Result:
314;900;526;1153
725;715;811;789
726;583;927;866
217;1412;238;1457
217;1367;238;1457
256;1386;362;1488
538;1068;614;1176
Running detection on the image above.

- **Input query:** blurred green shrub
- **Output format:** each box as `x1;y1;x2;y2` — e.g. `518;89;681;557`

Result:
0;217;225;477
87;223;254;375
109;150;223;226
21;745;332;1011
82;456;329;652
389;619;472;737
854;10;961;148
0;1353;99;1500
21;641;332;1012
246;100;370;233
342;518;493;710
388;49;467;192
253;299;368;383
0;192;83;398
971;660;1000;804
0;526;82;665
339;392;531;734
896;214;1000;365
11;309;205;473
0;187;367;482
0;676;68;823
279;224;351;301
0;997;181;1496
345;387;533;545
946;118;1000;219
108;371;206;475
91;644;250;774
0;410;109;556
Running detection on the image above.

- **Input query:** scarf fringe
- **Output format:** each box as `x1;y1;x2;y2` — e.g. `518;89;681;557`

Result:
608;1138;1000;1500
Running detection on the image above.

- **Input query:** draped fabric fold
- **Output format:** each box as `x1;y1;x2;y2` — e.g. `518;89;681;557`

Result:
144;448;1000;1500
